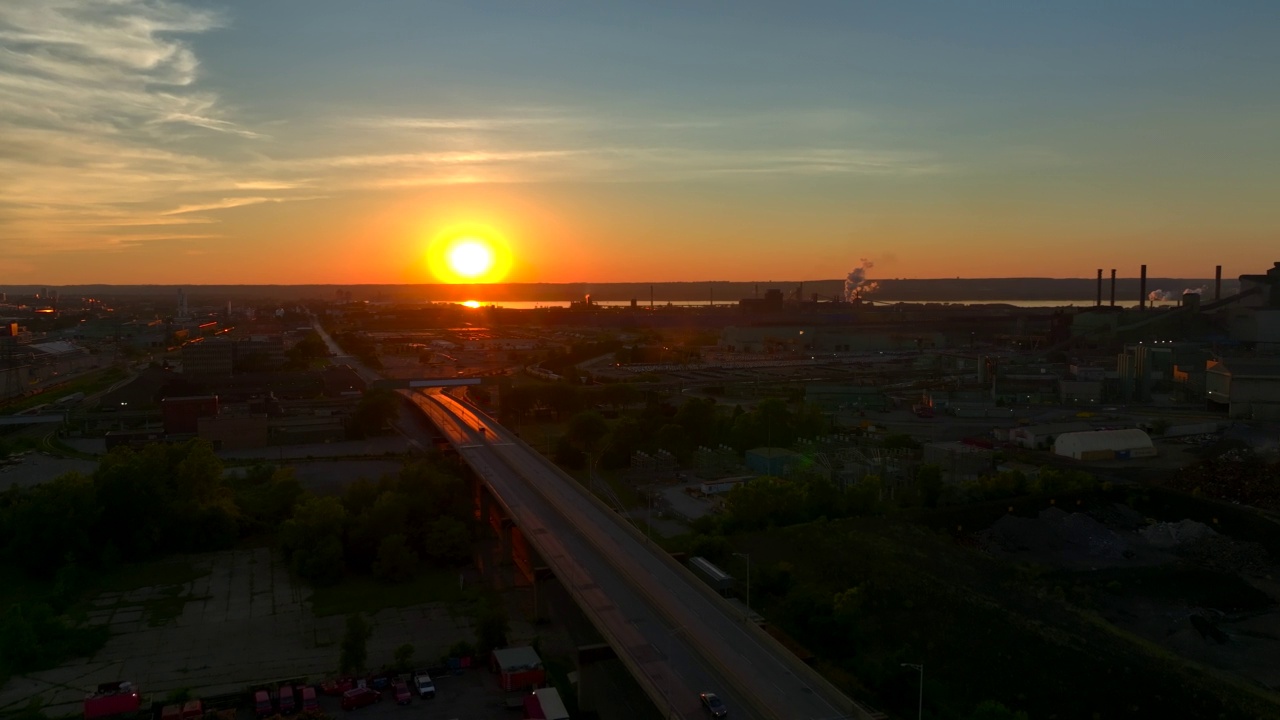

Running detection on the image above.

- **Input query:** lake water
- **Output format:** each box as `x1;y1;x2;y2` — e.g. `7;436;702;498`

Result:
444;299;1161;310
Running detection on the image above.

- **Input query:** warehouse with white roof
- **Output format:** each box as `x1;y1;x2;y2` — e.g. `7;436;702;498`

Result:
1053;429;1156;461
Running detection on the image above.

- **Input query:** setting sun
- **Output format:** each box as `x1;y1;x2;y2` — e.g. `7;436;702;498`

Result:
448;240;494;279
426;225;512;283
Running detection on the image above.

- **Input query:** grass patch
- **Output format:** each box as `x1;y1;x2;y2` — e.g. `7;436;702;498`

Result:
309;569;478;617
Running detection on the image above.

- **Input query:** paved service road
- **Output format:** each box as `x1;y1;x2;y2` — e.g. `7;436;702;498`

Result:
413;391;872;720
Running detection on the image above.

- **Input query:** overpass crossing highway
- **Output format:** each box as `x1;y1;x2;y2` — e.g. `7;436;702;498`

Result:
409;390;875;720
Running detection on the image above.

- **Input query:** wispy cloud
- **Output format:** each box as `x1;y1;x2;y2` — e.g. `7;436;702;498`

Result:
0;0;278;252
161;195;323;216
322;109;937;186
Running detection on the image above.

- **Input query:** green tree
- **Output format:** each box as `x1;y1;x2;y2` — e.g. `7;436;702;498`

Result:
968;700;1030;720
280;497;348;585
0;604;39;673
474;601;509;654
566;410;609;451
339;613;373;675
916;464;944;508
599;383;642;407
655;423;691;462
231;466;303;531
394;643;415;673
341;477;381;517
5;472;99;577
373;534;419;583
422;517;471;566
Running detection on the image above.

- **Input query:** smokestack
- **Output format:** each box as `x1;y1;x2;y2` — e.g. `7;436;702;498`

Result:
1139;265;1147;310
1096;269;1103;307
1110;269;1116;306
650;284;653;309
1215;265;1222;300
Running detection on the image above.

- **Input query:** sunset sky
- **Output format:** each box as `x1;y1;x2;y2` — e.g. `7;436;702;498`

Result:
3;1;1278;285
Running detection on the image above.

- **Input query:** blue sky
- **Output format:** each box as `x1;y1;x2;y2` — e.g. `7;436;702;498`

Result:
2;1;1278;283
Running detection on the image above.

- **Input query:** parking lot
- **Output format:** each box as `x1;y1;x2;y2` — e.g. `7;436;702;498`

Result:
0;547;519;718
304;669;525;720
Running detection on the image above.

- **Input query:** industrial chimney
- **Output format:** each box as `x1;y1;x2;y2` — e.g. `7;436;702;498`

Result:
1109;269;1116;307
1215;265;1222;300
1096;269;1103;307
1139;265;1147;310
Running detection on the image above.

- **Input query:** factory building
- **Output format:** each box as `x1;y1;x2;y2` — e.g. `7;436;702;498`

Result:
1053;429;1155;461
1206;359;1280;420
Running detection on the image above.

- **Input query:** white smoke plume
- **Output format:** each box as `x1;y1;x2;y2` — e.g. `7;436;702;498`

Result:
1182;285;1207;296
1147;289;1174;302
845;259;879;301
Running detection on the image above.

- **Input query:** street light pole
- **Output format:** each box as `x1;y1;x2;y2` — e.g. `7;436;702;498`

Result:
901;663;923;720
733;552;750;613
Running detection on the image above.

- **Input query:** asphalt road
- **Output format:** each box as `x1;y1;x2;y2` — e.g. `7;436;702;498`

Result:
419;392;869;720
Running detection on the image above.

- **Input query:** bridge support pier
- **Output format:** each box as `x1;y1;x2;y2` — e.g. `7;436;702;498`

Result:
575;644;619;716
531;566;554;622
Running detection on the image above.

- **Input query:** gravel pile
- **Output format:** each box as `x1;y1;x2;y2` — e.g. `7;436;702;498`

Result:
982;507;1130;565
1140;519;1217;548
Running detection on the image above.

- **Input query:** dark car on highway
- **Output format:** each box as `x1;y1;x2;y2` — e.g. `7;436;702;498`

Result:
700;692;728;717
340;687;381;711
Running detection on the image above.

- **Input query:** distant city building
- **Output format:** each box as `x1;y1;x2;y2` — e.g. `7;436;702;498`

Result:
182;340;235;378
162;395;219;435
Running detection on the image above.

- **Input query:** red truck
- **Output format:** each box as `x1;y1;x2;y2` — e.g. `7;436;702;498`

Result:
84;682;141;720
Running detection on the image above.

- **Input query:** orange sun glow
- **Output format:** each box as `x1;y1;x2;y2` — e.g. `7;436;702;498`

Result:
426;226;512;283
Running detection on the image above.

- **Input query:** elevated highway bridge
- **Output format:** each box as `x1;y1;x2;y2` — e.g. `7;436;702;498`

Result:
311;318;878;719
407;390;877;720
